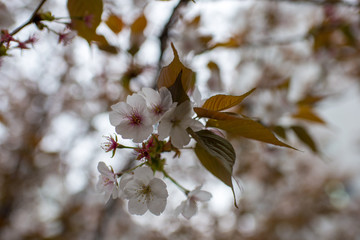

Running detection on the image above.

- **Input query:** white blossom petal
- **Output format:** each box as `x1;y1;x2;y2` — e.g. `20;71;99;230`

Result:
174;201;186;216
193;191;212;202
96;162;118;203
112;185;120;199
192;86;204;107
186;119;204;132
140;87;175;123
103;187;113;202
149;178;168;198
119;173;133;190
127;94;147;109
176;186;212;219
128;196;148;215
133;166;154;184
158;87;174;109
111;101;131;113
109;111;123;126
148;197;167;216
109;93;153;143
123;179;144;199
171;125;191;148
158;100;202;148
182;199;197;219
158;117;173;140
141;87;160;104
174;101;192;118
97;162;112;177
131;124;154;143
121;167;168;216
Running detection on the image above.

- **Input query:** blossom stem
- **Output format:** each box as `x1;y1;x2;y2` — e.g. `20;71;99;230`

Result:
8;0;48;37
115;162;146;177
117;145;136;149
162;170;190;195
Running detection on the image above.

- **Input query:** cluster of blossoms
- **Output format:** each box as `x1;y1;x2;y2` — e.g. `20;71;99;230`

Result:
1;30;37;56
97;87;211;218
0;10;91;56
109;87;203;147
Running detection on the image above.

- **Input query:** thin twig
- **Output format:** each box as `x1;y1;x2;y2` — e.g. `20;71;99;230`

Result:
162;169;190;194
242;34;309;47
154;0;191;88
10;0;48;36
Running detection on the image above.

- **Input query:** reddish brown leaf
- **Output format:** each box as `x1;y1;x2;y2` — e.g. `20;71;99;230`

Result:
157;43;194;93
292;106;326;124
105;14;124;34
202;88;255;111
67;0;103;43
194;108;295;149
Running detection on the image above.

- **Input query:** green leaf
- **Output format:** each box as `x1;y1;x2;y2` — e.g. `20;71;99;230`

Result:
67;0;103;43
291;125;317;153
157;43;194;92
202;88;255;111
167;70;190;104
38;11;55;21
188;129;235;187
0;44;8;56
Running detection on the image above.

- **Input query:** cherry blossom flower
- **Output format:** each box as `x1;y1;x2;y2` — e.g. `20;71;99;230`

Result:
1;29;14;48
139;87;176;123
96;162;119;202
109;94;153;143
158;100;203;148
101;134;121;157
58;29;76;45
192;86;205;107
134;135;155;161
120;167;168;216
175;186;212;219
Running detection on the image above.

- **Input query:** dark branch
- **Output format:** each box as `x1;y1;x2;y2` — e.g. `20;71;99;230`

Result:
9;0;48;36
154;0;192;88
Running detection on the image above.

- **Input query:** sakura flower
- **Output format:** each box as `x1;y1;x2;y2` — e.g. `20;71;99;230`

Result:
139;87;176;123
96;161;119;202
101;134;120;157
109;93;153;143
120;167;168;216
158;100;203;148
175;186;212;219
58;29;76;45
192;86;205;107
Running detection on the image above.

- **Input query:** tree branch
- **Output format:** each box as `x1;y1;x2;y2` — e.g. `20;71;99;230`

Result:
154;0;191;88
6;0;48;37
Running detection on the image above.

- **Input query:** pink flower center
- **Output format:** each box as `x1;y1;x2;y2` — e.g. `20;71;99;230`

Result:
128;111;142;126
103;177;114;186
153;105;163;116
102;136;118;152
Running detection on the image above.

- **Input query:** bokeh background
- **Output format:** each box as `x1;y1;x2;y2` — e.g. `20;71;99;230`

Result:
1;0;360;239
